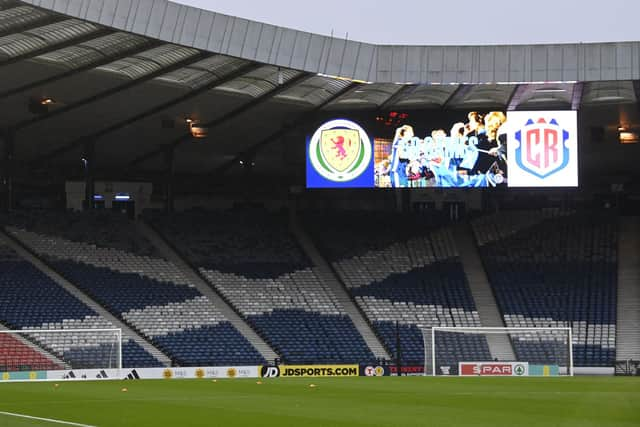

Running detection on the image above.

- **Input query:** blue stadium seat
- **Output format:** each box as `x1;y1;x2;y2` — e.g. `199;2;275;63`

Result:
150;209;376;365
472;210;617;367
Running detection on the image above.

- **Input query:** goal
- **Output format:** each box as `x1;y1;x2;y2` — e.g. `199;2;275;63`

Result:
423;327;573;376
0;328;122;374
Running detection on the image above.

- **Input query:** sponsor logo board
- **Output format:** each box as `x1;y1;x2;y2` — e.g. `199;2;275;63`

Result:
261;366;280;378
260;365;358;378
388;366;424;377
0;371;47;381
458;362;529;377
360;365;388;377
47;369;119;381
43;366;259;382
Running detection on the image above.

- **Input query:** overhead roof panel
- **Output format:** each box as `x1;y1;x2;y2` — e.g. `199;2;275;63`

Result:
188;55;248;76
95;44;200;80
215;66;302;98
582;81;636;105
325;83;399;110
0;5;51;33
81;32;150;59
0;33;45;59
448;84;516;108
33;32;150;69
394;84;459;108
17;0;640;84
155;55;249;89
274;75;352;107
32;44;101;69
24;19;99;44
0;18;101;61
135;44;200;68
513;83;575;108
0;0;18;10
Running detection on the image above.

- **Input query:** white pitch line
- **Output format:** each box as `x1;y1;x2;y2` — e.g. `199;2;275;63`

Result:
0;411;97;427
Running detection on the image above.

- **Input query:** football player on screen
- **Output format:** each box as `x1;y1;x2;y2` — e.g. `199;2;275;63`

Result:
487;111;508;185
390;125;414;187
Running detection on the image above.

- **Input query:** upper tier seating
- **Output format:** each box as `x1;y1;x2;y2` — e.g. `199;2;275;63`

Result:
472;210;617;367
4;210;160;257
5;211;265;367
0;243;159;368
306;212;491;371
149;209;376;364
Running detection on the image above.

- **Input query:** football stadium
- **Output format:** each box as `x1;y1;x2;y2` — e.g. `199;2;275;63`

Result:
0;0;639;425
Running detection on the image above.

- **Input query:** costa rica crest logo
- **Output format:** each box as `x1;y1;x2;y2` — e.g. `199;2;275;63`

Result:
514;117;570;179
309;119;372;183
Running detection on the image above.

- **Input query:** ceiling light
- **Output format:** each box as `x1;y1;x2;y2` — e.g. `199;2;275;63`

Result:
190;124;208;138
619;131;638;144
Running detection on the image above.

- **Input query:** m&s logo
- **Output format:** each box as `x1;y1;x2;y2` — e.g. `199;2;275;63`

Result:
514;118;570;179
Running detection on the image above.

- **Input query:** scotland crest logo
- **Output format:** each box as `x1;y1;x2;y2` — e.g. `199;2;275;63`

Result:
307;119;373;187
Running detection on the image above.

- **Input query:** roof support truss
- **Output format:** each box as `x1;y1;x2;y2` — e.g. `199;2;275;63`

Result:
29;62;261;165
0;39;159;100
11;51;211;132
125;71;313;169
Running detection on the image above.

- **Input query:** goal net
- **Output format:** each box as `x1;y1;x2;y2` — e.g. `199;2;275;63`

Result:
423;327;573;376
0;329;122;373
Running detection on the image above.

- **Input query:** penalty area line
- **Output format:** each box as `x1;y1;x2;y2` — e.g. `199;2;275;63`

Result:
0;410;97;427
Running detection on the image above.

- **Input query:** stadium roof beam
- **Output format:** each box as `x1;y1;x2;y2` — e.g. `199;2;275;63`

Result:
29;61;262;165
572;82;584;110
631;80;640;120
207;82;360;177
0;35;158;100
125;71;313;169
378;85;415;111
507;85;527;111
0;20;110;69
10;50;211;132
442;85;471;109
19;0;640;84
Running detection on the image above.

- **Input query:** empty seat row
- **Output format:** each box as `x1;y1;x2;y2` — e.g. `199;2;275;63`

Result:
471;210;617;367
150;210;376;365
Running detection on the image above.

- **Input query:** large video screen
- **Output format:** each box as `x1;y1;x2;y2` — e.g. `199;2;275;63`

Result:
306;111;578;188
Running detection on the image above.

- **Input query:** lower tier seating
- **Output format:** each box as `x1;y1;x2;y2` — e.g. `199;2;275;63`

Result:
308;213;492;371
472;210;617;367
0;334;62;372
0;243;161;368
7;225;266;367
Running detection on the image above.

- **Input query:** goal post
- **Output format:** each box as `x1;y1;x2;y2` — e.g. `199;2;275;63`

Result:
423;327;573;377
0;328;122;375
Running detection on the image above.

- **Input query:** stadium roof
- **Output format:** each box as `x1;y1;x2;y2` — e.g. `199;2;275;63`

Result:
1;0;639;184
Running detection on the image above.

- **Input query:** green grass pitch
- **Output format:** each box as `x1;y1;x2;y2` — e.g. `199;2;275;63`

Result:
0;377;638;426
